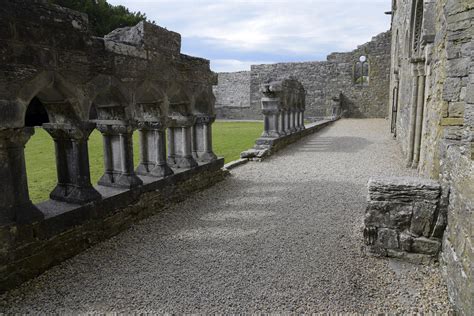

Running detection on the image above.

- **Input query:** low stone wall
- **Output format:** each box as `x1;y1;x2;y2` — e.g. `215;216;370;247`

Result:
0;159;227;292
241;119;335;160
364;177;444;264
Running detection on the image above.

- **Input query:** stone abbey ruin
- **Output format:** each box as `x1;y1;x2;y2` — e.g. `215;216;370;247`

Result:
0;0;473;314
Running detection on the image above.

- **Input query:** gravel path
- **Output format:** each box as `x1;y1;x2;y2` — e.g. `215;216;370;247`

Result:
0;119;453;313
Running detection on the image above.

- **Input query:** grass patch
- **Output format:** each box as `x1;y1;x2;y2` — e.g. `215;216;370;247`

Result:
24;121;262;203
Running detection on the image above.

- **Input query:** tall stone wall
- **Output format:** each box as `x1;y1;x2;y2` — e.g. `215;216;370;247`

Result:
214;31;392;120
213;71;254;119
389;0;473;314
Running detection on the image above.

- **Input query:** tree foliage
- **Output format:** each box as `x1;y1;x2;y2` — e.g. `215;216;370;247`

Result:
50;0;148;36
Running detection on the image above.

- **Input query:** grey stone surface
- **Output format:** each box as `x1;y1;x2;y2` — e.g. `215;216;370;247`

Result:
0;119;453;313
0;0;223;294
389;1;473;313
214;32;391;120
364;176;443;260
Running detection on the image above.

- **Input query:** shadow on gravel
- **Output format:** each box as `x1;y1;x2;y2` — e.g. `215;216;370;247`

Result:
295;136;372;153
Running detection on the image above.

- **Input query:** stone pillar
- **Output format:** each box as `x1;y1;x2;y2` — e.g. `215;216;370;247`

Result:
278;110;286;136
406;62;420;166
167;116;198;169
283;111;290;134
0;128;43;223
260;93;281;138
300;110;305;130
135;120;173;178
412;67;426;168
96;120;143;189
289;110;297;133
43;122;102;204
193;115;217;162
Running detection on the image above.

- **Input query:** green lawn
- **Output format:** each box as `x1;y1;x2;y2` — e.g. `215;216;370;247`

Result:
24;121;262;203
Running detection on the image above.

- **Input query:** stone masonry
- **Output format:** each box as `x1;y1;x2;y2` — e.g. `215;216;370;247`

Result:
385;0;473;314
364;177;443;263
214;31;391;120
0;0;225;292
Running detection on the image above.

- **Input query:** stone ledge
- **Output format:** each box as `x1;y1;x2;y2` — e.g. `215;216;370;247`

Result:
0;158;226;292
241;119;336;161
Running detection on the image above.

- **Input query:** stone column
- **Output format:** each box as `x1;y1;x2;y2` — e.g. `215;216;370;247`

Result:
260;95;281;138
300;109;305;130
43;122;102;204
412;66;426;168
284;110;291;134
96;120;143;189
278;110;286;136
406;62;420;166
135;120;173;178
167;116;198;169
193;115;217;162
0;128;43;223
289;110;297;133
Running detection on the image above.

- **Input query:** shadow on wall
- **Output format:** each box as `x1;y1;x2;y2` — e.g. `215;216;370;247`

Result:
340;94;365;118
296;136;372;153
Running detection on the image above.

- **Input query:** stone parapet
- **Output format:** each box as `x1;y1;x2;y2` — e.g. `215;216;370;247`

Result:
0;158;226;293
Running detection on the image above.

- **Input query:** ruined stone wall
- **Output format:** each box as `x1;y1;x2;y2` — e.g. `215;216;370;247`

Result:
214;32;391;120
0;0;223;292
389;0;473;314
212;71;254;119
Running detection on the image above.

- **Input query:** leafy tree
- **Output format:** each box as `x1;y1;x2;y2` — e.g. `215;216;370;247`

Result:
50;0;148;36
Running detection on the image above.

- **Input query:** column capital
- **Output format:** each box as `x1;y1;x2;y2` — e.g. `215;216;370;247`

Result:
168;115;196;128
195;115;216;125
95;120;136;135
137;117;169;131
43;122;96;141
0;127;35;148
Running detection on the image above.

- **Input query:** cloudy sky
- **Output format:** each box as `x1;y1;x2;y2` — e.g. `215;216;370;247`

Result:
108;0;391;72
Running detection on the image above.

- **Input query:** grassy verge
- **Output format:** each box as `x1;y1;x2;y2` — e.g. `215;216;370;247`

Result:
24;121;262;203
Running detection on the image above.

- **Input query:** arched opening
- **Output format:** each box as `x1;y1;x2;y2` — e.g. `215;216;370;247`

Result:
24;96;55;203
25;97;49;127
354;55;369;86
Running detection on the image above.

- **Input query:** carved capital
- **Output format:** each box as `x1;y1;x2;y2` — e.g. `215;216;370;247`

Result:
195;115;215;125
0;127;35;148
168;115;195;128
43;122;96;141
95;120;136;135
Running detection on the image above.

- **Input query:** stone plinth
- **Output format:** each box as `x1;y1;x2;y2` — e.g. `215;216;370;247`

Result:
364;177;444;263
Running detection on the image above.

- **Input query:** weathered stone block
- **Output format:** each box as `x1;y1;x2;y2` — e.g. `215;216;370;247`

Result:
410;201;438;237
412;237;441;255
399;232;414;252
448;101;465;117
376;228;399;249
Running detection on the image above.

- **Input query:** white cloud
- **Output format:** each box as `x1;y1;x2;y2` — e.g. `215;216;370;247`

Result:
211;59;273;72
108;0;391;71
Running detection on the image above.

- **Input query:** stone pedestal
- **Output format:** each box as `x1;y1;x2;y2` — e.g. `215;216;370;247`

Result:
192;115;217;162
96;120;143;189
136;120;173;178
167;116;198;169
0;128;43;223
43;122;102;204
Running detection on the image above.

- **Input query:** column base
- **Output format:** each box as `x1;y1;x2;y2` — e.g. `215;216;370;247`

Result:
98;172;143;189
50;184;102;204
136;162;174;178
174;156;198;169
196;151;218;162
